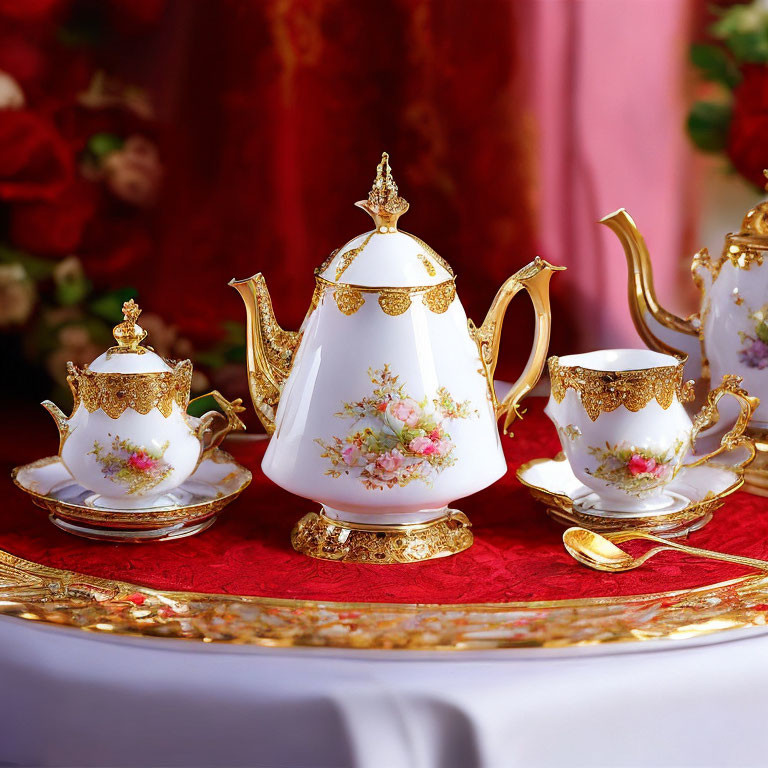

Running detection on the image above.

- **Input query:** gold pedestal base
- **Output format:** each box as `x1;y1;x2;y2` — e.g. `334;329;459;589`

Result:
291;509;473;564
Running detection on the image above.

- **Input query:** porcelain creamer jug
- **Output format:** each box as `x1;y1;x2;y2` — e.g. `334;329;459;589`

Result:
42;300;245;509
231;153;563;561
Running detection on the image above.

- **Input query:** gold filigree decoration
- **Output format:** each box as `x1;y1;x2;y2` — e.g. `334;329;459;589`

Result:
316;276;457;317
235;274;302;435
252;276;302;379
378;290;411;316
355;152;410;232
315;248;339;276
334;286;365;315
4;546;768;649
558;424;581;441
685;374;758;469
548;357;695;421
313;275;456;315
423;282;456;314
68;360;192;419
291;510;473;563
403;233;455;276
418;254;436;276
335;231;376;281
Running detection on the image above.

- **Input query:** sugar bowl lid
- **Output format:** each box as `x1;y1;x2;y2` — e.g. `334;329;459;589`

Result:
315;153;455;288
88;299;173;374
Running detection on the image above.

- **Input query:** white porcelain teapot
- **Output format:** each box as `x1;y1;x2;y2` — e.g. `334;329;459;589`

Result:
604;186;768;425
42;300;245;509
231;153;563;562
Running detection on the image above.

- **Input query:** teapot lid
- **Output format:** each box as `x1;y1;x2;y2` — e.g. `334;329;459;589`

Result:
87;299;174;374
728;170;768;248
315;153;455;288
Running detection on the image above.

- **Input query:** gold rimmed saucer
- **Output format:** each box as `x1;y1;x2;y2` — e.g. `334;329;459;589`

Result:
12;449;251;542
517;453;743;538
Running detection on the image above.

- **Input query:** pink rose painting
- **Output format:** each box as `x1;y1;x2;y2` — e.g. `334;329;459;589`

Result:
316;365;478;490
89;435;172;495
587;440;682;497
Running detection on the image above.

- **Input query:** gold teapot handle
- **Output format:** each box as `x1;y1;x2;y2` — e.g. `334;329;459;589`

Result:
469;257;565;435
190;391;247;454
684;375;758;469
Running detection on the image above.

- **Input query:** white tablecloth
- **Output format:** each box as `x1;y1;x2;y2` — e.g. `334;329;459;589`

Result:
1;617;766;768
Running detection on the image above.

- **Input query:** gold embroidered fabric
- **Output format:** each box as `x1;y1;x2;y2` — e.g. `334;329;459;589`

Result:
548;357;694;421
68;360;193;419
1;547;768;649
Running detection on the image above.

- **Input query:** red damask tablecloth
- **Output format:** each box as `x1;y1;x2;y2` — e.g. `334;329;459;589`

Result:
3;400;767;604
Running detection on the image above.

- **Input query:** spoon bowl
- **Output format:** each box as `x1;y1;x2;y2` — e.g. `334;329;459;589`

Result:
563;527;642;571
563;526;768;573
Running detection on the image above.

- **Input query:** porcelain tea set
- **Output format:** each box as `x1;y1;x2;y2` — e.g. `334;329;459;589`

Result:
11;153;768;559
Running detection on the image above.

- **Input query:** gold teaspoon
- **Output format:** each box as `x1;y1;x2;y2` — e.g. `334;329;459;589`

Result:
562;527;768;573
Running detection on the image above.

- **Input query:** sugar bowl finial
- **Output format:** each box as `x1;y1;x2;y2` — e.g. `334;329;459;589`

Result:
355;151;410;232
110;298;148;355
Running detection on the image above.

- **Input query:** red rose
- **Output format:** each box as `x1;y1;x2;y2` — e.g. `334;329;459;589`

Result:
0;110;73;202
728;65;768;189
11;179;99;254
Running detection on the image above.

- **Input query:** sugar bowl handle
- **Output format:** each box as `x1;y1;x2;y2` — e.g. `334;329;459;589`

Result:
684;375;759;469
190;391;247;453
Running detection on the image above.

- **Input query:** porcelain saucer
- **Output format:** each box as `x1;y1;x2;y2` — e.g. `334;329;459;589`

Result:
517;453;744;537
12;448;251;542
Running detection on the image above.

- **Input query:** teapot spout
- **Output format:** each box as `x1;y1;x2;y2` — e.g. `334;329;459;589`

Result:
470;257;565;434
41;400;69;454
600;208;699;355
228;273;301;434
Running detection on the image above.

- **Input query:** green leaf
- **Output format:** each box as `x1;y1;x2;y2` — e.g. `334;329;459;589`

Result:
686;101;732;153
690;43;741;88
712;5;768;63
0;244;55;281
756;321;768;344
56;273;91;306
87;133;124;161
88;287;137;322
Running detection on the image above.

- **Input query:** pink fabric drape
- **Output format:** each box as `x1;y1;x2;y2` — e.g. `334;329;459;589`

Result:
521;0;697;352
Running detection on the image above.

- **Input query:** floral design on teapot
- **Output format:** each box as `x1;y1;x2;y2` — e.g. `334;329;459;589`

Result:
315;365;478;490
88;435;172;495
738;304;768;369
585;439;685;497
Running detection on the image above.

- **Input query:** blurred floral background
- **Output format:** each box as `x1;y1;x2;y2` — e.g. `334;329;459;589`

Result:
1;0;767;427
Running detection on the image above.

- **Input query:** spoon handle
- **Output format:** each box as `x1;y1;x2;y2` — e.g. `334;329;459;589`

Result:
638;533;768;571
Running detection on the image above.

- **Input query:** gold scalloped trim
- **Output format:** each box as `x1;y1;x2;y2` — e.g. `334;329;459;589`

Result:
68;360;192;419
548;357;694;421
317;277;457;317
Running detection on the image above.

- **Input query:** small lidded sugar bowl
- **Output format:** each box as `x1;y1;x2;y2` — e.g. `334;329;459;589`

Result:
41;299;245;509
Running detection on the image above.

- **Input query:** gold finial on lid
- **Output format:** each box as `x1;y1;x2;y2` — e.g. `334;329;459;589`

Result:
355;152;410;232
110;298;148;355
739;169;768;237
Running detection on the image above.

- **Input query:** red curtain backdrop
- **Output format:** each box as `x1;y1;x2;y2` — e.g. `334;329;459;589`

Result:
1;0;704;415
136;0;566;380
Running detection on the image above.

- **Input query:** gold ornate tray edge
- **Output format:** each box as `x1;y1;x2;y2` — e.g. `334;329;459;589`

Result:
2;548;768;651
